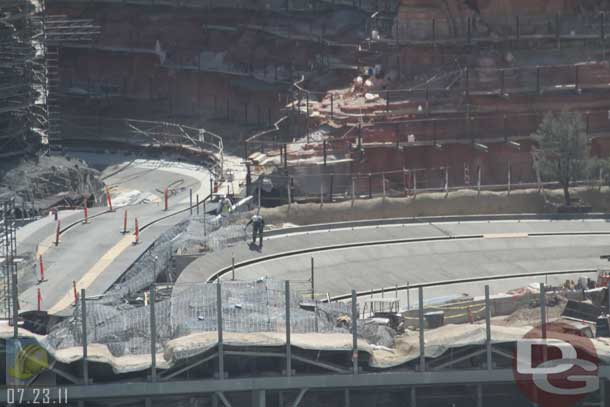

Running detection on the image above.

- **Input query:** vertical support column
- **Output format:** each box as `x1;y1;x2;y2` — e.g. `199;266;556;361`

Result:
485;285;492;370
285;281;292;376
150;285;156;382
344;388;350;407
419;286;425;371
368;174;372;199
351;289;358;374
382;173;386;197
189;189;193;215
251;390;266;407
81;289;88;385
217;282;224;380
329;174;334;202
410;387;416;407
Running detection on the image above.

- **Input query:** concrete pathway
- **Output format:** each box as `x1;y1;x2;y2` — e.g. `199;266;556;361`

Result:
18;158;212;315
175;219;610;305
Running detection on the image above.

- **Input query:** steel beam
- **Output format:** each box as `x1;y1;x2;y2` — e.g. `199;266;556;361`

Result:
0;370;568;403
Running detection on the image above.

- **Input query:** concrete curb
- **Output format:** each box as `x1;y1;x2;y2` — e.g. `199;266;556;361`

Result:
265;212;610;237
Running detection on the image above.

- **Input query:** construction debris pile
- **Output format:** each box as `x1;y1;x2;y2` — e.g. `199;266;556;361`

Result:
0;155;105;214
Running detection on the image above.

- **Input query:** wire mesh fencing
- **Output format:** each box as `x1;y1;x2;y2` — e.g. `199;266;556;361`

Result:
46;279;352;357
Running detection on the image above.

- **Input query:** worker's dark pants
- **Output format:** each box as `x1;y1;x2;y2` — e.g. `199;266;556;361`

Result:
252;224;263;246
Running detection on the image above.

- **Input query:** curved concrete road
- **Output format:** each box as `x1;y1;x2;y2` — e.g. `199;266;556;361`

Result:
175;219;610;305
18;157;212;315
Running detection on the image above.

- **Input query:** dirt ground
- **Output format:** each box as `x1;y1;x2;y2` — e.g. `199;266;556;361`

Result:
258;186;610;226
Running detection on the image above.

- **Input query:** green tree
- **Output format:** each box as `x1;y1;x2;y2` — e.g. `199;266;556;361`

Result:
532;111;591;206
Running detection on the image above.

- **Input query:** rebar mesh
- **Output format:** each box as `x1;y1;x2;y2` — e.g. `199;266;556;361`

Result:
46;279;351;357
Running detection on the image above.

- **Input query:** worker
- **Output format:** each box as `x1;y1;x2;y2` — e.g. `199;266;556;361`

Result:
245;214;265;247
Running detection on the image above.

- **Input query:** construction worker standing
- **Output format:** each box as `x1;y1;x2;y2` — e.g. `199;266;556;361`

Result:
246;214;265;247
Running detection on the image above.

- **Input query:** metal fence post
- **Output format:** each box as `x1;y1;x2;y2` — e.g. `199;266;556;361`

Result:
231;256;235;280
12;269;17;339
81;288;88;385
418;286;425;371
413;171;417;197
540;283;546;339
540;283;547;365
351;289;358;374
287;179;292;209
506;161;512;196
311;257;315;300
149;285;157;382
485;285;492;371
217;282;224;379
477;165;481;196
285;280;291;376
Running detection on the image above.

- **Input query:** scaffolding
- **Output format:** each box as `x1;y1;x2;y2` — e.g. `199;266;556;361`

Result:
0;2;99;157
0;200;17;325
0;0;47;156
